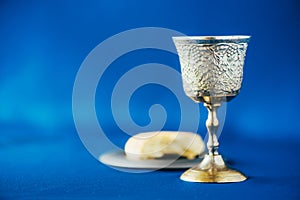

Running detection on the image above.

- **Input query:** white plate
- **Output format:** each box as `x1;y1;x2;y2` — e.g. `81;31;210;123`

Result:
99;150;203;169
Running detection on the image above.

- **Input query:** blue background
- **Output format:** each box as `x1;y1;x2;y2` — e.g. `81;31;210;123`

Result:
1;0;300;199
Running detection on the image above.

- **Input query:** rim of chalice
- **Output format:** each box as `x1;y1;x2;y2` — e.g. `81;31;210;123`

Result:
172;35;251;44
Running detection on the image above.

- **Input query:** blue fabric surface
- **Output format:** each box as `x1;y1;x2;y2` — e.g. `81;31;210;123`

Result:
1;128;299;200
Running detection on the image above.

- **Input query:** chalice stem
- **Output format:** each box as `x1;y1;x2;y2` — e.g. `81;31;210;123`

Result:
204;103;220;156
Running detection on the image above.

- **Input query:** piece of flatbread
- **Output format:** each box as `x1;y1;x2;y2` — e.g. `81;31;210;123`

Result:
125;131;204;160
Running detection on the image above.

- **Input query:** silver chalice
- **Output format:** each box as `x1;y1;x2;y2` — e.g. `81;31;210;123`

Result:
173;35;250;183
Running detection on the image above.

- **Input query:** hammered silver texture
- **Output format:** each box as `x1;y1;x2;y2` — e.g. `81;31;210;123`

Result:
175;42;248;98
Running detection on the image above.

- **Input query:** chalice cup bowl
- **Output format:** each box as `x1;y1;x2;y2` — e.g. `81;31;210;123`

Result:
173;36;250;183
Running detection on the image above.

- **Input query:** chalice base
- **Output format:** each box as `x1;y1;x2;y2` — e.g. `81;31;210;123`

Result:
180;154;247;183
